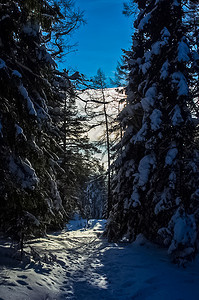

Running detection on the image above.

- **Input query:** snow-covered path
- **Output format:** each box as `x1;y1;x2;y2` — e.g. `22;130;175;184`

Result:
0;218;199;300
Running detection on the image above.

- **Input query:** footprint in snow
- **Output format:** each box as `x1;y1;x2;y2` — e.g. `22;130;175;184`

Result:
7;282;17;287
16;279;28;285
17;275;28;279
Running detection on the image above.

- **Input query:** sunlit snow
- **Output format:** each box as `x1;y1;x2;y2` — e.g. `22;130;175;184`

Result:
0;217;199;299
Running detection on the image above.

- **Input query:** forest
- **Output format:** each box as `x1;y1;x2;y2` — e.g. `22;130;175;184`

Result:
0;0;199;298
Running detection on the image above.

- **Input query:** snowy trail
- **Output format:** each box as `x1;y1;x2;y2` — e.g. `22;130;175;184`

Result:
0;219;199;300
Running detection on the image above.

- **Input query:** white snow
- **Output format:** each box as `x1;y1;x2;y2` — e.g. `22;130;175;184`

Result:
150;109;162;130
169;171;176;189
168;209;197;256
12;70;22;78
178;38;190;62
36;45;56;66
18;84;37;116
25;211;40;227
46;172;62;210
137;154;156;188
15;124;26;139
141;60;151;74
154;187;172;215
138;12;151;30
165;147;178;166
151;41;162;55
171;104;184;126
160;60;169;79
1;218;199;300
191;189;199;201
0;15;9;22
172;0;180;6
131;122;148;143
141;86;156;111
171;72;189;96
161;27;171;39
141;27;170;75
0;58;6;69
9;157;39;190
151;27;170;55
131;187;141;207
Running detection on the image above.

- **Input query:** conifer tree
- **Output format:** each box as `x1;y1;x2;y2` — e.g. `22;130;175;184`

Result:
92;69;112;216
0;0;83;239
107;0;199;262
57;90;102;216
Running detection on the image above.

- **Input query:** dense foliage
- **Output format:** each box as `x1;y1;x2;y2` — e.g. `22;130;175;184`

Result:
107;0;199;262
0;0;93;240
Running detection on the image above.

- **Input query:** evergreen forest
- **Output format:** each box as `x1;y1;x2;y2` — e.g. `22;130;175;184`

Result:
1;0;199;270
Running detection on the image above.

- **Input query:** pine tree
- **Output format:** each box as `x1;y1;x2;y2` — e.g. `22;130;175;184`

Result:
0;0;83;239
107;0;199;262
57;90;101;216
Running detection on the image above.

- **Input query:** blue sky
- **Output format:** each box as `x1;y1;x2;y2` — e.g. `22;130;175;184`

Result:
59;0;133;83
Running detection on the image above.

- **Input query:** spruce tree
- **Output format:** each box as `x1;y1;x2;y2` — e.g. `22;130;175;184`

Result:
107;0;199;262
0;0;83;239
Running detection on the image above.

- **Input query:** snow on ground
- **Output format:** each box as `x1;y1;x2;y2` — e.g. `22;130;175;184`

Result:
0;216;199;300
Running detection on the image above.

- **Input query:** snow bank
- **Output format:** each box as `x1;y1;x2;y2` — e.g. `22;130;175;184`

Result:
0;219;199;300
